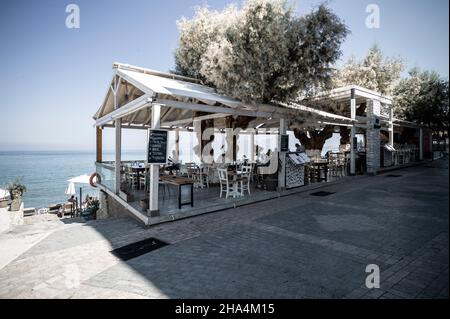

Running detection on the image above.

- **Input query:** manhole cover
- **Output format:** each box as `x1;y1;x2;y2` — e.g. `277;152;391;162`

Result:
310;191;335;197
386;174;402;178
111;238;168;261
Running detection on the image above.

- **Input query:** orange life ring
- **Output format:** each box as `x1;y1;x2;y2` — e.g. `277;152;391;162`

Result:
89;173;101;188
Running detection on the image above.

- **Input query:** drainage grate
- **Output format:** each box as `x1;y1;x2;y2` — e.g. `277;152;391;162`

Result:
424;165;435;168
111;238;169;261
310;191;335;197
385;174;402;178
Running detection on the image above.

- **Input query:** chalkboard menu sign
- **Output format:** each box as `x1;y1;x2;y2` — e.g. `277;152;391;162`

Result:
280;135;290;152
147;130;168;164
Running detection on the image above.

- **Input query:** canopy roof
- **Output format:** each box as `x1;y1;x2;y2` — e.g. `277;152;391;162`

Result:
93;63;363;130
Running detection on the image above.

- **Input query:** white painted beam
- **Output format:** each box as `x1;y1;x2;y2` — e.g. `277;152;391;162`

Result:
350;89;356;175
149;104;161;215
95;94;152;127
278;118;287;190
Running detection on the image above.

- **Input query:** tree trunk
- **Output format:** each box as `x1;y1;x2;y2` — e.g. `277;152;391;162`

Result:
225;116;254;161
293;126;334;152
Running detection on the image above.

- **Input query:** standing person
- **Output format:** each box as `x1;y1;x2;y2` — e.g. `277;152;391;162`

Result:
67;195;76;215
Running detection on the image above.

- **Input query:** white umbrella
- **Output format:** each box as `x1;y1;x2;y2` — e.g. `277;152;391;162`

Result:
68;174;94;184
67;174;97;211
65;182;76;196
0;188;10;200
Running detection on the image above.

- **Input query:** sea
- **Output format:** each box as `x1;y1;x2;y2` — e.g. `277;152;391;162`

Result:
0;150;145;210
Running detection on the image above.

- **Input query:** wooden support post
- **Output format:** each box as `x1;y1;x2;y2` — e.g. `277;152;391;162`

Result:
278;118;287;190
114;118;122;194
350;89;356;175
389;107;394;147
419;128;424;161
96;126;102;163
149;104;161;216
193;119;202;163
250;130;255;163
113;75;121;194
175;128;180;164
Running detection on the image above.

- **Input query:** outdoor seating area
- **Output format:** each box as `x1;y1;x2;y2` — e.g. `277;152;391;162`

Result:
107;150;353;220
118;161;260;212
91;63;430;226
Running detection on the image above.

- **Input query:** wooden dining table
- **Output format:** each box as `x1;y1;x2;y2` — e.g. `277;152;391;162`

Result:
159;175;195;209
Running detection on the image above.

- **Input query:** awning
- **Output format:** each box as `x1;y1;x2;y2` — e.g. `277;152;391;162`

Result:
93;63;356;129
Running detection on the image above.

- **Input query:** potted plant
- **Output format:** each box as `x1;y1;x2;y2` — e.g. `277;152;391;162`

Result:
6;178;27;211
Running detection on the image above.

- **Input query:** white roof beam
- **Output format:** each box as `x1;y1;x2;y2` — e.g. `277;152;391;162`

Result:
95;94;152;127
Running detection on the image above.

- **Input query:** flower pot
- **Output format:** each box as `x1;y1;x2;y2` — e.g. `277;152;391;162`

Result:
140;199;149;212
10;198;22;211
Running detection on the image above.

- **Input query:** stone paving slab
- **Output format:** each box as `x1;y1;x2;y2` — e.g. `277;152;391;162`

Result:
0;159;448;299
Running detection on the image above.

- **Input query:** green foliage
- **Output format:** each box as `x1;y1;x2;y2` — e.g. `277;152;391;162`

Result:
334;44;404;95
174;0;348;104
6;177;27;199
393;69;449;134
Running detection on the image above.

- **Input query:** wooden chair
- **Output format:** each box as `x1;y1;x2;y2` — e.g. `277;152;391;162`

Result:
139;168;149;190
198;165;210;189
218;168;237;199
239;165;252;196
125;166;139;190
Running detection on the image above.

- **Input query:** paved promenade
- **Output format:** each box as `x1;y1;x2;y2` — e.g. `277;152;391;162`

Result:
0;159;448;299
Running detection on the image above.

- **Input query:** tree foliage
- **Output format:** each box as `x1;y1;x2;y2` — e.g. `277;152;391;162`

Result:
393;69;449;135
174;0;348;104
333;44;404;95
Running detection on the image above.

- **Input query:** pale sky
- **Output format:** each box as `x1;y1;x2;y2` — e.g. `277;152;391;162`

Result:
0;0;448;151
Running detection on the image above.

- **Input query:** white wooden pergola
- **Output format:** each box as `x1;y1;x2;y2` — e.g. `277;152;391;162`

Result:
93;63;367;218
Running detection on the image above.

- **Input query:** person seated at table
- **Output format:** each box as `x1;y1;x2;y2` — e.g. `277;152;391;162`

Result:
295;143;305;153
165;154;180;175
83;195;93;208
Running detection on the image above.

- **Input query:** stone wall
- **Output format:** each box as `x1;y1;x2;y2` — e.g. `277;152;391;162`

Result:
0;205;24;234
96;190;137;221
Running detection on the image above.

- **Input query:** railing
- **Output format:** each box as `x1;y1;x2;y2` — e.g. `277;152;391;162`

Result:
96;160;147;194
95;162;116;193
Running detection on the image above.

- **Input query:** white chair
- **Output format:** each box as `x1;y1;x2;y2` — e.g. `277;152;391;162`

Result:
200;165;210;188
218;168;238;199
125;166;139;190
239;165;252;196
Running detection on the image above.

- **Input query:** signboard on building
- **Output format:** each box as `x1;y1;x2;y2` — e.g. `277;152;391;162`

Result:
147;130;168;165
280;135;290;152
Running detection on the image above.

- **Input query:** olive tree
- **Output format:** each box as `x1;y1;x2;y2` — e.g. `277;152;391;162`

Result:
334;44;404;96
174;0;348;157
394;69;449;140
175;0;348;104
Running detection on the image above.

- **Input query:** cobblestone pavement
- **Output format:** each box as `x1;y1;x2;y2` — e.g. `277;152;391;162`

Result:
0;160;448;299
